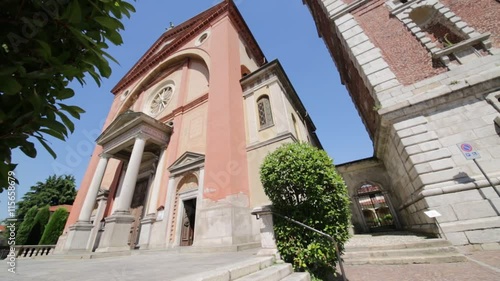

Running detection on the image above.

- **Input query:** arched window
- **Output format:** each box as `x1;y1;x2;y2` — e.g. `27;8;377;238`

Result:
257;96;273;129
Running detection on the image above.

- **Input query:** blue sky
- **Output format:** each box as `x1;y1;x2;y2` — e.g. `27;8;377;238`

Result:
0;1;373;220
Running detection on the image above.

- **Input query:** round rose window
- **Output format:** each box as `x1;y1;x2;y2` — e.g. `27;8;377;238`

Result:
149;86;173;115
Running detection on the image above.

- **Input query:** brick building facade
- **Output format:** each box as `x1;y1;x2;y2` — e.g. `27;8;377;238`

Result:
304;0;500;246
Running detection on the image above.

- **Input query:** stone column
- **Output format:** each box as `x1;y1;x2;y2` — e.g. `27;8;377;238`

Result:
193;168;205;246
63;154;110;252
96;135;147;252
78;155;110;222
146;148;167;217
138;147;167;249
164;177;177;246
86;190;109;251
251;205;280;260
114;135;147;214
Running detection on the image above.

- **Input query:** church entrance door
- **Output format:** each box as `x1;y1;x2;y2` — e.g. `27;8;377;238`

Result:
128;179;149;249
180;198;196;246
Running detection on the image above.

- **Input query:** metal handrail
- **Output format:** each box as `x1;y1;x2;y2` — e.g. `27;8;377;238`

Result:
271;212;348;281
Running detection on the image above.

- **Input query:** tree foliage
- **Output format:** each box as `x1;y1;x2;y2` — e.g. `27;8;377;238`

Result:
39;207;69;245
0;0;136;191
25;205;50;245
16;174;76;222
16;206;39;245
260;142;351;280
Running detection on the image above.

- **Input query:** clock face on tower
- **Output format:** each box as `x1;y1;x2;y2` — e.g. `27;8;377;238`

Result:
149;86;173;116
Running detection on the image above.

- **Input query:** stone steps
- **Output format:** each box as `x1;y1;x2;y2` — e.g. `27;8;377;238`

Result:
234;264;293;281
343;245;458;259
172;256;310;281
345;253;467;265
345;238;451;252
343;234;467;265
281;272;311;281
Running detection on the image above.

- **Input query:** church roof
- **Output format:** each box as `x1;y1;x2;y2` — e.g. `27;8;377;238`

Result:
112;0;266;94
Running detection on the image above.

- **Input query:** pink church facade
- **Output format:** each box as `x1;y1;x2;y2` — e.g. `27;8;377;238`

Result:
57;1;321;252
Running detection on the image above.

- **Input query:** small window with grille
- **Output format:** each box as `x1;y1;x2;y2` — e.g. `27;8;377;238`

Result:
257;96;273;130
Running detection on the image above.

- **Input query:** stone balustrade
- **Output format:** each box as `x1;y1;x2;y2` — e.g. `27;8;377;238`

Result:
15;245;55;258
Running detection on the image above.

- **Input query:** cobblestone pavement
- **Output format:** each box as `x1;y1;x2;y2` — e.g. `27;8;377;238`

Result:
333;250;500;281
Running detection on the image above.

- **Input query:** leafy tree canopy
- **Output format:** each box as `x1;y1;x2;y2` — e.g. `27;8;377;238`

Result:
260;142;351;280
0;0;136;191
16;174;76;222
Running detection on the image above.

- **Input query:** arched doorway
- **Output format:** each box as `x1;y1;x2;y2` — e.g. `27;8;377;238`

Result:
172;174;199;246
356;183;399;232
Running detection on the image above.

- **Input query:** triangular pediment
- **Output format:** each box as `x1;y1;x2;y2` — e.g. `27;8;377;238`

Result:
111;0;265;94
169;151;205;175
96;110;172;146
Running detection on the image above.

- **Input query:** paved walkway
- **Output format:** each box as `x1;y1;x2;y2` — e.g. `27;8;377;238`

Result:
2;248;499;281
1;249;260;281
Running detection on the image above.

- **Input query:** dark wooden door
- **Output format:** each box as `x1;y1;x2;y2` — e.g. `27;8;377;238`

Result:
128;179;148;249
180;199;196;246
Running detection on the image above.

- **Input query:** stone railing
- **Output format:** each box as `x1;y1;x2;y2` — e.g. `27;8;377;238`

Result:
15;245;55;259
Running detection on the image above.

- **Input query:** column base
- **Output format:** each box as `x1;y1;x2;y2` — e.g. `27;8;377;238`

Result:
257;248;281;260
138;215;156;249
63;221;94;252
53;233;68;254
95;212;135;253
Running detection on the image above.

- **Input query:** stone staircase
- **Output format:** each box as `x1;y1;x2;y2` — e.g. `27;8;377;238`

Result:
343;232;467;265
173;256;310;281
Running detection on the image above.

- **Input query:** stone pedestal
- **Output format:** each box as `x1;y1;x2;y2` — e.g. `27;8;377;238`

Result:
251;205;280;259
95;212;135;252
63;222;94;252
193;205;254;247
138;216;156;249
54;233;68;254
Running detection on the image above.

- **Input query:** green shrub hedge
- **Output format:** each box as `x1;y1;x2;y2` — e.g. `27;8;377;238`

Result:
260;142;351;280
39;208;69;245
25;206;50;245
16;206;38;245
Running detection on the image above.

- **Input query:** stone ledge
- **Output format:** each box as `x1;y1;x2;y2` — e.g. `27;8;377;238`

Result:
432;33;491;59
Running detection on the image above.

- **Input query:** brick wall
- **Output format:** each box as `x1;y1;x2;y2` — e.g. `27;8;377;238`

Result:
351;0;499;85
305;0;378;138
353;1;446;85
441;0;500;48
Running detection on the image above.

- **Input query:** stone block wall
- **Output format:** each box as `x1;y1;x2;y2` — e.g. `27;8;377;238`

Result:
337;159;396;233
381;88;500;242
303;0;500;245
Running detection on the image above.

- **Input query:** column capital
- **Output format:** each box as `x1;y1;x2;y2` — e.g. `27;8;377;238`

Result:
99;152;113;159
96;189;110;201
135;132;150;141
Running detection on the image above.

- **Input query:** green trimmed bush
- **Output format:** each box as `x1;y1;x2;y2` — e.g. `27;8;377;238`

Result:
260;142;351;280
39;208;69;245
16;206;38;245
25;206;50;245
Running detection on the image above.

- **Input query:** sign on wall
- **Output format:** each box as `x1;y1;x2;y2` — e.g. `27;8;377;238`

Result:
457;142;481;160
